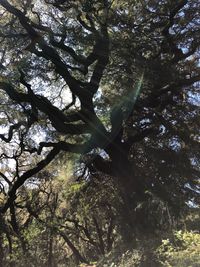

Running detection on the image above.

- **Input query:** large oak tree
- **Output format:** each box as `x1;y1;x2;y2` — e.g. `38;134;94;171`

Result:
0;0;200;219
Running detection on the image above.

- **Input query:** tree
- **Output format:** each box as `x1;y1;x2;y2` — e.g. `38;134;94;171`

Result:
0;0;199;229
0;166;119;266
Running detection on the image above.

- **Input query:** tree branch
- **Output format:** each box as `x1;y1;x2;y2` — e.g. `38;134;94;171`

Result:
0;147;60;213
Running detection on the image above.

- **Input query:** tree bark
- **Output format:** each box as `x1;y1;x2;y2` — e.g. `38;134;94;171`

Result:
47;231;54;267
106;143;146;241
0;230;4;267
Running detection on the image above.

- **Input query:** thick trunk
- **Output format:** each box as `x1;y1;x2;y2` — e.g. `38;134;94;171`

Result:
90;141;147;240
110;148;142;197
112;160;136;240
108;145;146;241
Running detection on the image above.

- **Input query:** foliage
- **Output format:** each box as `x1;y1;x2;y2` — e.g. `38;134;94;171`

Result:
0;169;200;266
157;230;200;267
0;0;199;214
0;0;200;265
96;210;200;267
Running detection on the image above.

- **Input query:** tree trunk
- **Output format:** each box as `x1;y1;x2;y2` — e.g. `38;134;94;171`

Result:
47;230;55;267
59;231;88;264
0;231;4;267
108;145;146;241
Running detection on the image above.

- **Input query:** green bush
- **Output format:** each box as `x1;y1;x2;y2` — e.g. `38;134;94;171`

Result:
157;230;200;267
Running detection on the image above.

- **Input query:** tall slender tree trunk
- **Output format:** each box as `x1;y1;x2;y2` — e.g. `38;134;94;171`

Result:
47;231;55;267
59;231;88;264
0;215;4;267
0;231;4;267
